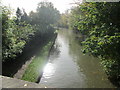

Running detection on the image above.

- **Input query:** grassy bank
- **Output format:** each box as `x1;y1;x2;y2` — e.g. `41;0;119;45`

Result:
21;34;57;82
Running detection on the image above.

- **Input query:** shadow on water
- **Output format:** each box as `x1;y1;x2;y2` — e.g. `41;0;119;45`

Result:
69;31;120;87
36;35;60;83
40;29;115;88
2;32;55;77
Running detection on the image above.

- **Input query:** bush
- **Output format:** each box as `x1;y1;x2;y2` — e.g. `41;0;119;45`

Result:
2;6;34;61
70;2;120;85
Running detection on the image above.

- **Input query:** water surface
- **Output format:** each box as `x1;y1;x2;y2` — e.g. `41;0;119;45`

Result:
40;29;115;88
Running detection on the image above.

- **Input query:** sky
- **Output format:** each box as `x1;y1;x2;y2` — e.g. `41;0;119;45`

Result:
2;0;82;14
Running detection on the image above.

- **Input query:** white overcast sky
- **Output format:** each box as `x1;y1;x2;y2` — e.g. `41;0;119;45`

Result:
2;0;82;14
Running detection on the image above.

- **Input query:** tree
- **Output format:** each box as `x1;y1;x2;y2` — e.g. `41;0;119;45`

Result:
58;11;70;28
2;6;34;61
16;7;22;24
21;9;30;23
35;2;60;26
29;1;60;34
70;2;120;86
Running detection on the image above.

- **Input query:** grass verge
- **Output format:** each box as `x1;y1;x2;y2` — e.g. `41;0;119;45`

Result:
21;35;56;82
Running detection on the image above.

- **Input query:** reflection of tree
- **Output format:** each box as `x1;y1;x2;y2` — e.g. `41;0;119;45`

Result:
68;31;113;88
49;38;60;61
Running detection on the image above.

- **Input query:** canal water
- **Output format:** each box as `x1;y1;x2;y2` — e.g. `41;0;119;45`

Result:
39;29;115;88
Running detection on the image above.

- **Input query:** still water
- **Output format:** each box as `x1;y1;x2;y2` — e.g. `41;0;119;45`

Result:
39;29;115;88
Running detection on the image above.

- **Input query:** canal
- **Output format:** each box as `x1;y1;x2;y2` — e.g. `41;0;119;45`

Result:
39;29;115;88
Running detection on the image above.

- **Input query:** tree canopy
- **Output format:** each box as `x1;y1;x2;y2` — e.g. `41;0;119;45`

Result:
69;2;120;86
2;1;60;62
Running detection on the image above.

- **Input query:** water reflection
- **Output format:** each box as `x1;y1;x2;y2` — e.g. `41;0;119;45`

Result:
40;29;115;88
49;38;61;61
68;30;114;87
43;63;55;79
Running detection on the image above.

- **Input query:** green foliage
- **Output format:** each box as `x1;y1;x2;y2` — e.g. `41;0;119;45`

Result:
21;2;59;82
58;11;69;28
70;2;120;84
22;38;55;82
2;6;34;61
2;2;60;62
16;7;22;22
29;2;60;28
16;7;30;24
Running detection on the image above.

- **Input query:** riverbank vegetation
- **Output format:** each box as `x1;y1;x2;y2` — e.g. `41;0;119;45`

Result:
2;0;120;87
57;11;69;28
22;35;56;82
2;6;34;62
2;2;60;62
2;1;60;79
69;2;120;86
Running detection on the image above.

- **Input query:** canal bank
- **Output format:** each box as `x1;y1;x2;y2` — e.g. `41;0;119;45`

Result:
39;29;115;88
2;31;57;83
21;33;57;83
